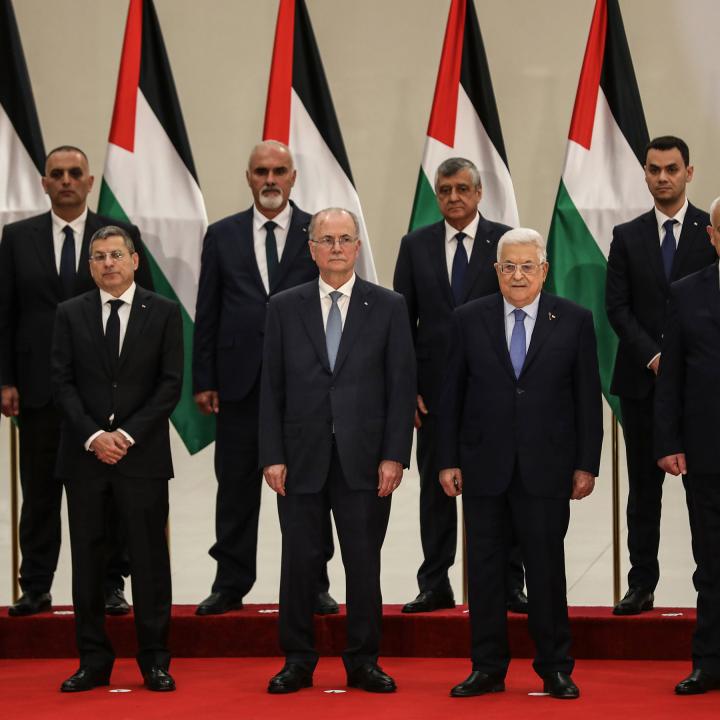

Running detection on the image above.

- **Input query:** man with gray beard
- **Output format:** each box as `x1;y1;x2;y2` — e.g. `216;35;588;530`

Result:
192;141;336;616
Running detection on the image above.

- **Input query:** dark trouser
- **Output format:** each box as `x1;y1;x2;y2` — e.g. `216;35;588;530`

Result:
464;469;572;678
416;414;524;595
18;403;128;595
621;394;698;592
686;473;720;675
277;444;391;672
65;471;171;674
210;385;334;597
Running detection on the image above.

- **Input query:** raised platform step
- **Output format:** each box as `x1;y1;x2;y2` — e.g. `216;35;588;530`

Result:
0;604;695;659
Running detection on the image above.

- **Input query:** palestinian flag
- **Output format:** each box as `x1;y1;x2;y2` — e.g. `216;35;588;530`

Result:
546;0;649;417
409;0;518;232
263;0;376;282
0;0;48;230
98;0;213;454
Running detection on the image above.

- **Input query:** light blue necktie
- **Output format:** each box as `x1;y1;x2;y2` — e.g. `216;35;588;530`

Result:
326;290;342;371
509;308;526;378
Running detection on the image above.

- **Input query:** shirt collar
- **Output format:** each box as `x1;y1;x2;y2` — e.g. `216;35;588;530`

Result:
253;202;292;231
654;197;689;231
100;282;136;307
444;212;480;244
503;291;541;320
319;273;356;299
51;206;88;234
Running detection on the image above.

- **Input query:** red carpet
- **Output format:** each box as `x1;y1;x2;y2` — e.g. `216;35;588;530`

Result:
0;604;695;659
0;657;716;720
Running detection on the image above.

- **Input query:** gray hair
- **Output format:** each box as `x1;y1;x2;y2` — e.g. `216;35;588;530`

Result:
89;225;135;255
496;228;547;262
247;139;294;170
434;157;481;189
709;197;720;226
308;207;360;241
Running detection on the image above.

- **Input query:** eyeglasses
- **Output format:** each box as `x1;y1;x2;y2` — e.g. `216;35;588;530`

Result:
89;250;129;263
311;235;358;248
497;261;545;275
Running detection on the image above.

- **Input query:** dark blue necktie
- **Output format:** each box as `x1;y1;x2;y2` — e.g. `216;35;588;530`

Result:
509;308;526;378
265;220;279;288
451;232;468;306
661;219;676;280
59;225;76;298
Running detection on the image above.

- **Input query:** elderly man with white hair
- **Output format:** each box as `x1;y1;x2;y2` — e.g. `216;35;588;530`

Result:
437;228;603;700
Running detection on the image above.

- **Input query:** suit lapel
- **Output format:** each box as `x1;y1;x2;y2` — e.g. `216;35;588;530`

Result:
272;204;309;293
461;216;496;303
426;222;454;307
235;211;267;295
32;213;62;297
640;210;667;290
299;283;331;371
332;278;373;377
118;288;153;372
672;203;706;281
77;212;100;290
82;290;112;377
481;295;515;380
522;292;560;376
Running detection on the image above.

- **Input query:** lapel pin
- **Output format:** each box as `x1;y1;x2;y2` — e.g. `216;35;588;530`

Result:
364;301;369;306
549;312;556;320
141;304;146;309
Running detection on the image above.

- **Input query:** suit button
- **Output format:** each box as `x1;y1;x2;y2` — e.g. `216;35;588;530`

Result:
112;382;118;388
516;388;524;395
330;386;335;391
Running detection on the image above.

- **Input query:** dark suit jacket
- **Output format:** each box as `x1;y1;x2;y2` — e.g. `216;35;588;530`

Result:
51;286;183;480
606;202;715;399
0;210;153;407
654;262;720;473
192;202;318;402
259;277;416;493
393;215;511;411
437;291;603;499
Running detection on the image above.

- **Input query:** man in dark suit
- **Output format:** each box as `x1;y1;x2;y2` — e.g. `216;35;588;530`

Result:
655;197;720;695
193;141;336;616
0;146;153;617
260;208;415;694
393;157;526;614
52;225;182;693
438;228;603;700
606;136;716;615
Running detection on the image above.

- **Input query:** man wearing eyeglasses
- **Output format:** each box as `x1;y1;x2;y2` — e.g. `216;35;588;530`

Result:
393;157;526;615
0;146;153;617
52;225;182;692
260;208;415;694
192;141;337;617
437;228;602;699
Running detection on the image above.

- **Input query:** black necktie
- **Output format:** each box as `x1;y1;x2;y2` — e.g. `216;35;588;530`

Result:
661;219;676;280
59;225;76;298
105;299;124;368
265;221;279;288
451;232;468;306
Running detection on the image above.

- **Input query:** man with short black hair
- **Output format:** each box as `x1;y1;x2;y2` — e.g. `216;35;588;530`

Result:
607;135;716;615
0;146;153;617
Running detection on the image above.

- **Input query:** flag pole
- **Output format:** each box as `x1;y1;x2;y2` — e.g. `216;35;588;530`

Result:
611;414;621;605
10;421;20;603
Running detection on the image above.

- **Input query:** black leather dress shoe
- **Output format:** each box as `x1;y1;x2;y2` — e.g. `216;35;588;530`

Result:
268;663;313;694
402;589;455;613
8;592;52;617
195;591;243;616
60;667;111;692
506;588;529;614
143;667;176;692
450;671;505;697
104;588;131;616
314;591;339;615
347;663;396;693
675;669;720;695
543;671;579;699
612;587;654;616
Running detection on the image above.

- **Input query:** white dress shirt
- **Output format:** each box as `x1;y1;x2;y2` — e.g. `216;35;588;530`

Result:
319;273;356;331
503;293;541;352
51;207;88;272
85;282;137;451
654;197;688;247
444;212;480;283
253;203;292;293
